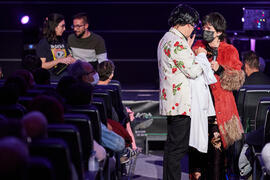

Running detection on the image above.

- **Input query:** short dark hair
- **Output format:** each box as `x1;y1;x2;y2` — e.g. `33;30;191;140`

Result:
202;12;226;41
72;12;89;24
244;51;260;70
33;68;51;85
68;60;88;81
168;4;199;27
21;55;42;73
65;82;93;105
97;60;115;81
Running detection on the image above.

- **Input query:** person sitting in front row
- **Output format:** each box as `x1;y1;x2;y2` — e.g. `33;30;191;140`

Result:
243;51;270;85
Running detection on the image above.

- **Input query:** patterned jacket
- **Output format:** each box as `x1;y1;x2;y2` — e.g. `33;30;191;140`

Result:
158;28;202;116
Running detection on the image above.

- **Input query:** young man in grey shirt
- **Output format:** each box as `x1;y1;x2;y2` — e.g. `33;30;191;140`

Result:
68;13;108;70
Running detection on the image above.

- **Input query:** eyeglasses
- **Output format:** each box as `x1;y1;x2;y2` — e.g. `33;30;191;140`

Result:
85;70;95;75
71;24;85;29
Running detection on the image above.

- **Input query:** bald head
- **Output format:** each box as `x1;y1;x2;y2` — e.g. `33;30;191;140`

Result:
22;111;48;140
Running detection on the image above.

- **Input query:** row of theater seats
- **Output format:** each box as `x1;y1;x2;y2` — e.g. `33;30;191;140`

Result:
0;79;128;180
236;85;270;179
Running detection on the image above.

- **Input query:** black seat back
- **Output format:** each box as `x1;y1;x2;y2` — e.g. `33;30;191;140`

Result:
255;97;270;130
18;96;33;110
47;124;84;180
92;97;107;125
264;107;270;145
92;89;112;119
0;103;26;119
237;87;247;119
29;138;73;180
27;157;55;180
237;85;270;122
243;88;270;132
66;104;102;144
64;113;94;170
95;84;128;125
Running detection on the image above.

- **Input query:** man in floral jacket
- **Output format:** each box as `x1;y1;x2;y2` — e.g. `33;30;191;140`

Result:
158;4;207;180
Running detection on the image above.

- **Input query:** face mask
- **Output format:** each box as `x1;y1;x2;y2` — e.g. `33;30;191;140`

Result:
203;30;215;43
91;72;99;85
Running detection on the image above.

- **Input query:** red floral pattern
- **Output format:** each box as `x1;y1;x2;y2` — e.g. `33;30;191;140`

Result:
174;41;186;54
161;88;167;100
172;83;182;95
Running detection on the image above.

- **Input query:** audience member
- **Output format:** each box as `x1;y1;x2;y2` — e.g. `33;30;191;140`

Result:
13;69;35;89
97;60;141;153
0;137;29;180
4;75;28;97
65;80;125;153
243;51;270;85
68;59;99;85
56;75;78;100
29;95;64;124
21;54;42;73
36;13;76;80
68;12;108;70
33;68;51;85
22;111;48;141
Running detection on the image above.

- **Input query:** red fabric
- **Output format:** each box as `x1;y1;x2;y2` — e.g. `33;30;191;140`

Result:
107;119;132;147
192;40;244;148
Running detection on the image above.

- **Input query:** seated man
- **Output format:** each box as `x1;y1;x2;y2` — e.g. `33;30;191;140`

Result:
22;111;48;141
243;51;270;85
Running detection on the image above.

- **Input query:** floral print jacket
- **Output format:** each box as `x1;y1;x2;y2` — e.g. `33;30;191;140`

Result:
158;28;202;116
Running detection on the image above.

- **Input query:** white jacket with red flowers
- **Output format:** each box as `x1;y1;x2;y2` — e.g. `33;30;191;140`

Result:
157;27;202;116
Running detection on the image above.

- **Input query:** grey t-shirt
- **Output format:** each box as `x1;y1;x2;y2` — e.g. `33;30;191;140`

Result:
68;32;107;63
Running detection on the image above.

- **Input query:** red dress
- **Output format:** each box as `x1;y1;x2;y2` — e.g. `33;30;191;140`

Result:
193;40;245;148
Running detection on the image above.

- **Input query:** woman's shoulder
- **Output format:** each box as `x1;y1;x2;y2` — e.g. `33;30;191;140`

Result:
37;38;49;47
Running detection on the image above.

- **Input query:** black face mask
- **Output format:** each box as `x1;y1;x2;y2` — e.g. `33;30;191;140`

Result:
203;30;215;43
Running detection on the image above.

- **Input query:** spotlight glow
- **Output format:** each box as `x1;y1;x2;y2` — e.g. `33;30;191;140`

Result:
21;16;30;24
241;17;245;22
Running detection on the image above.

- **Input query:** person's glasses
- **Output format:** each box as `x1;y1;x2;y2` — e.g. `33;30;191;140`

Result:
85;70;95;75
71;24;85;29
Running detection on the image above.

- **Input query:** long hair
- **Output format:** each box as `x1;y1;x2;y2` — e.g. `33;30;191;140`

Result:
42;13;64;43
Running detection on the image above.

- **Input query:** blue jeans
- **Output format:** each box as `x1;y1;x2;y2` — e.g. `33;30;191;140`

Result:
100;123;125;152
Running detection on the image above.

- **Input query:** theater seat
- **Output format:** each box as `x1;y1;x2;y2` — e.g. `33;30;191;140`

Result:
29;138;73;180
48;124;84;180
64;113;94;170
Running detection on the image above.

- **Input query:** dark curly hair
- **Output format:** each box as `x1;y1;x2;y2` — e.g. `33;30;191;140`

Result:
168;4;199;27
202;12;227;41
42;13;64;43
97;60;115;81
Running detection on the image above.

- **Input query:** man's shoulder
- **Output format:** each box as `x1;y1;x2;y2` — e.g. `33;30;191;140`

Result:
90;32;105;42
245;72;270;85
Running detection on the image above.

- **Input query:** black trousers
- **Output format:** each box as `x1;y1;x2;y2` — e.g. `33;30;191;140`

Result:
163;115;190;180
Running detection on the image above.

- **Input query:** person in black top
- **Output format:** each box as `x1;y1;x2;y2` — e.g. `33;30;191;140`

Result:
243;51;270;85
36;13;76;80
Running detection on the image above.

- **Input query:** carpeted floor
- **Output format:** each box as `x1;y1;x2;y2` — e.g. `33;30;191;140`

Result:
131;151;189;180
